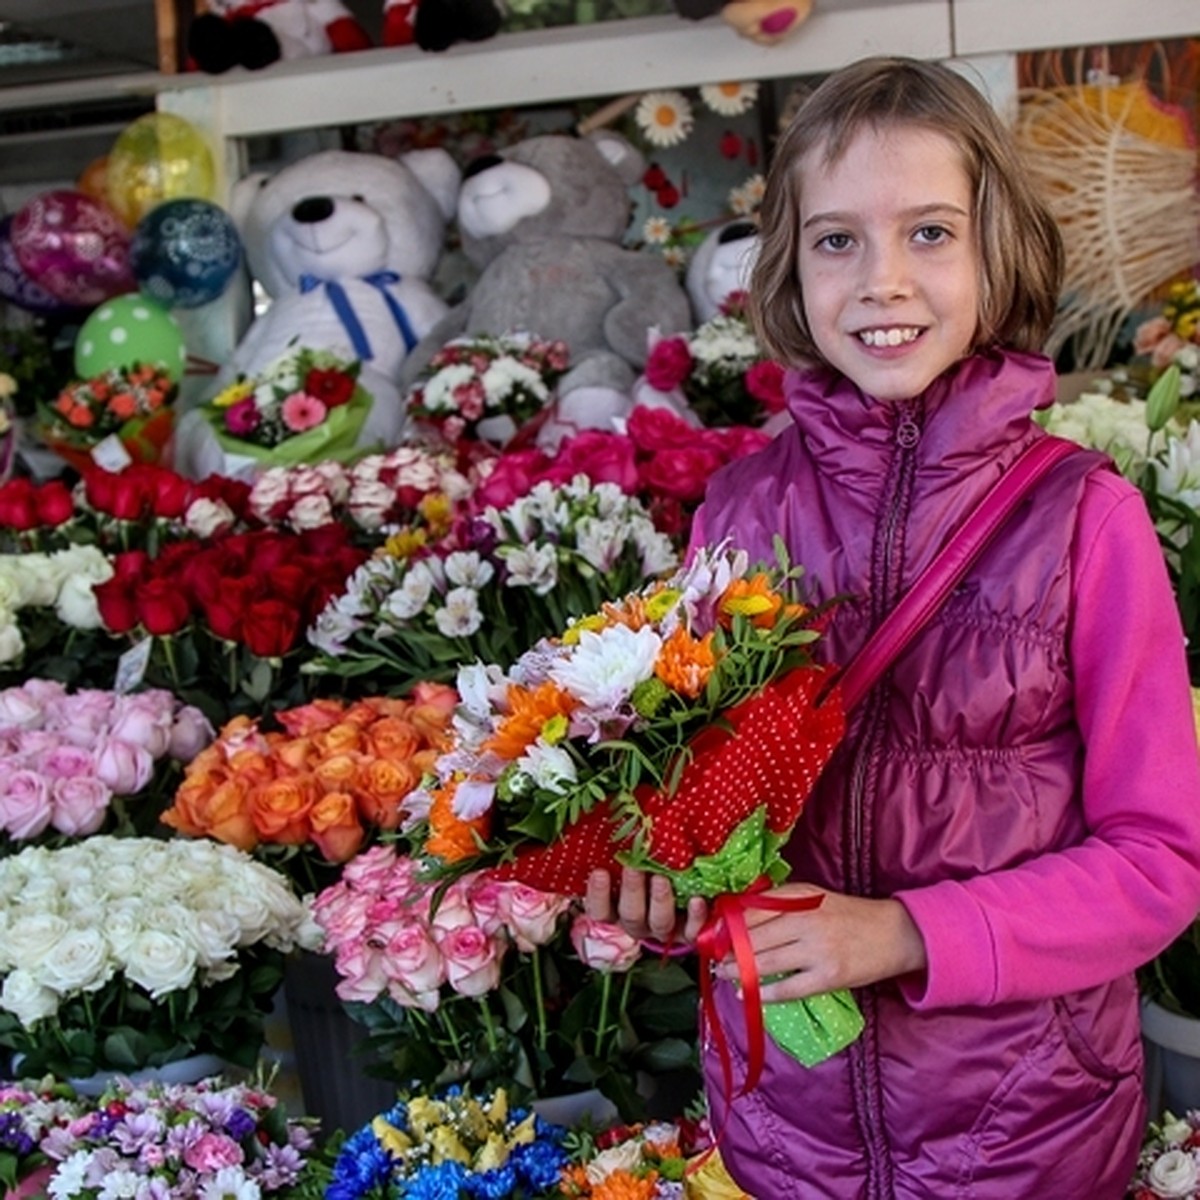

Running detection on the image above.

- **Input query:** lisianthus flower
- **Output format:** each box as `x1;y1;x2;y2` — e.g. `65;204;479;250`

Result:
700;81;759;116
635;91;694;147
280;391;328;433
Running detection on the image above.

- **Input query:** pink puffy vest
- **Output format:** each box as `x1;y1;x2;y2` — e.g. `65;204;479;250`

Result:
692;351;1143;1198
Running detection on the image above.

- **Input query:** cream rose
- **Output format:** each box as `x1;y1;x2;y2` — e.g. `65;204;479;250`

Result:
36;928;112;995
0;969;59;1027
122;930;199;997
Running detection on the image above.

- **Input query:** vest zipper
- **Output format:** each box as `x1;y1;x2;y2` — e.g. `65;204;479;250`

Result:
846;400;922;1200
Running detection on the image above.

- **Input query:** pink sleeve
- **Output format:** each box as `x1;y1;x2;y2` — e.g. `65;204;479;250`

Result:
896;471;1200;1009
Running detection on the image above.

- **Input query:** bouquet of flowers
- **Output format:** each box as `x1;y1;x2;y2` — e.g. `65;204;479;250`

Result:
162;687;457;893
405;542;860;1076
1131;279;1200;399
204;345;373;468
38;363;177;473
0;1078;85;1194
312;844;699;1119
1129;1108;1200;1199
0;835;319;1080
641;297;785;429
406;331;570;446
0;679;213;856
326;1085;570;1200
246;446;473;538
306;476;678;696
29;1074;331;1200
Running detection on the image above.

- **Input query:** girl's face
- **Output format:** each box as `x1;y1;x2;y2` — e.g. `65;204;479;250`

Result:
797;123;981;402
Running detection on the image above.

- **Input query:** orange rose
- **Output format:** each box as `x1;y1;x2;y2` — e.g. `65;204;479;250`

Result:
227;747;278;788
363;696;413;720
313;752;361;794
250;775;318;844
310;791;365;863
164;776;257;850
274;735;316;773
355;758;419;830
314;722;363;757
274;698;349;738
409;682;458;744
342;700;384;728
367;716;422;762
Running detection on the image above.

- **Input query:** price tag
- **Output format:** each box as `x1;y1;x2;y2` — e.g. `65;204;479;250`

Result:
114;637;153;693
91;435;133;473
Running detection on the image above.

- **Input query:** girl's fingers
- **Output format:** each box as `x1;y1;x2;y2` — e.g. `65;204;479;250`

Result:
585;869;616;922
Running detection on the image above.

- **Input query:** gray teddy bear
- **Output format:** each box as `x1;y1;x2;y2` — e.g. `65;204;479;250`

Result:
402;130;693;448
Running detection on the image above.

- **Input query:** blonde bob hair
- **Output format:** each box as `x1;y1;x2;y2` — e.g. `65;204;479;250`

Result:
750;56;1064;368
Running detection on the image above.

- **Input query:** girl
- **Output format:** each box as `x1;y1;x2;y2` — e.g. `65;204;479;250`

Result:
586;57;1200;1197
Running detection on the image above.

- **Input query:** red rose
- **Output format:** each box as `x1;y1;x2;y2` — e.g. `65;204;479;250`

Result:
644;337;693;392
627;404;700;452
147;466;193;518
93;577;138;633
111;549;151;582
638;446;725;503
106;471;150;522
35;481;75;526
242;598;301;657
709;425;771;462
0;480;39;531
471;450;549;511
545;431;638;493
202;576;256;641
746;359;786;413
304;367;356;408
135;578;192;636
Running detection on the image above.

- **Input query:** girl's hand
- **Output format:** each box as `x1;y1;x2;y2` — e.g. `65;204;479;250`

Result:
585;867;708;948
720;882;928;1002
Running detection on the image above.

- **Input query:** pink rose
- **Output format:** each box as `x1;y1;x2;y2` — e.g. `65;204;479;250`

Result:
467;879;507;936
183;1132;244;1173
0;770;52;839
1152;333;1188;371
46;689;117;742
42;742;95;781
570;914;641;974
500;884;572;952
50;777;112;836
440;925;503;997
93;737;155;795
1133;315;1172;355
108;692;175;758
644;337;693;391
430;879;479;936
384;922;446;1003
0;686;46;730
331;942;391;1004
168;706;215;762
639;447;726;503
472;449;549;511
18;679;68;708
545;432;639;494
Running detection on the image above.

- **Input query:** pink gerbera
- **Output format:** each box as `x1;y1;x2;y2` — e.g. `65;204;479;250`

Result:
281;391;328;433
224;396;262;436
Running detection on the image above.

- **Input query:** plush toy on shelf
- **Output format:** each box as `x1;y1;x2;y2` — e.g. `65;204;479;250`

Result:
174;147;461;479
685;217;760;324
402;130;693;450
381;0;503;52
672;0;813;45
187;0;373;74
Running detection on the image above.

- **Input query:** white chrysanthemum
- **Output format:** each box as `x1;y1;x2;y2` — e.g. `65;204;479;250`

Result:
643;216;673;245
433;586;484;637
550;623;662;712
482;357;548;405
499;543;558;595
200;1166;261;1200
700;81;759;116
516;740;578;795
422;363;476;412
635;90;694;147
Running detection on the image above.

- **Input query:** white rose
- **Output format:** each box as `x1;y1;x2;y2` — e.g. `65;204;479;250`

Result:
248;467;293;520
0;619;24;665
585;1139;645;1184
348;478;395;530
121;929;198;997
184;497;236;539
187;909;242;968
36;929;112;995
1;969;59;1027
3;913;70;971
0;565;23;613
9;554;64;608
55;571;105;629
287;493;335;531
1149;1148;1200;1197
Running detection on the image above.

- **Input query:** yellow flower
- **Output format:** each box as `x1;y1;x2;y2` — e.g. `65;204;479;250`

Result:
473;1132;511;1172
420;491;453;532
485;1089;509;1125
542;713;569;745
509;1112;538;1146
0;373;17;401
212;379;254;409
382;528;427;559
429;1125;471;1165
563;613;607;644
644;587;681;623
371;1116;413;1156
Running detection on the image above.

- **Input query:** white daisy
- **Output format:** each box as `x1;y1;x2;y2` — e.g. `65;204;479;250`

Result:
643;216;673;245
635;90;695;147
700;81;759;116
200;1168;261;1200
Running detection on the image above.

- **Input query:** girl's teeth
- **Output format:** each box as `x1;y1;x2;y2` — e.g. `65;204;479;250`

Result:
860;328;920;347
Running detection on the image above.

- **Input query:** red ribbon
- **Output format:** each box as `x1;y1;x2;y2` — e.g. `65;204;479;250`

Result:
696;879;826;1104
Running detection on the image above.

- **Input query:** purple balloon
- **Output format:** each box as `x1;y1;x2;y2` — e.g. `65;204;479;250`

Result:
0;215;80;316
11;190;135;307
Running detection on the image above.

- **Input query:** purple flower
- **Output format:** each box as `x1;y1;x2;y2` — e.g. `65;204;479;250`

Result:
113;1111;164;1155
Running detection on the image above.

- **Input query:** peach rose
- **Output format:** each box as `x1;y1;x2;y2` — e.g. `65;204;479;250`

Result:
314;722;363;757
356;758;419;829
313;752;361;794
274;698;349;738
368;717;422;762
227;747;277;789
310;791;365;863
251;776;318;844
165;776;257;850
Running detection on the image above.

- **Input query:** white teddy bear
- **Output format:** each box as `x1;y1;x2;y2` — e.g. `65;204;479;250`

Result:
174;147;460;481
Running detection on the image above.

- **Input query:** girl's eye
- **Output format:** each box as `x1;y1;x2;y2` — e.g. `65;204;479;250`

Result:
914;224;950;245
816;232;853;252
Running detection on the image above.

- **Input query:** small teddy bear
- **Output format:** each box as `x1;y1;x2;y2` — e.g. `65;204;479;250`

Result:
187;0;372;74
174;147;460;479
402;130;693;450
686;217;761;324
381;0;503;51
671;0;813;45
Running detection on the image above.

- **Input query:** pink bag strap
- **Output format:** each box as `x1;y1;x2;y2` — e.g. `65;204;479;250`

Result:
837;437;1078;713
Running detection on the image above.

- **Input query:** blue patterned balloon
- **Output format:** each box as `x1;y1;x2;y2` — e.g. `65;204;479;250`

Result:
130;198;242;309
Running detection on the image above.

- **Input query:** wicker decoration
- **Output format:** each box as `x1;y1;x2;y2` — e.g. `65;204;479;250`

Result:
1014;78;1200;369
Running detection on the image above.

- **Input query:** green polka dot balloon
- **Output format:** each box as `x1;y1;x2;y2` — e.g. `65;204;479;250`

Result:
73;294;188;383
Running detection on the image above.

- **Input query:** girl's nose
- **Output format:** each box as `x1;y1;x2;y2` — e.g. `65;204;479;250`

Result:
860;242;912;302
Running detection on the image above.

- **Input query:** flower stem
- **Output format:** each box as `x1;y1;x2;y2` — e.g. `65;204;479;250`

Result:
478;996;499;1052
160;634;181;690
532;948;548;1053
594;970;613;1060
